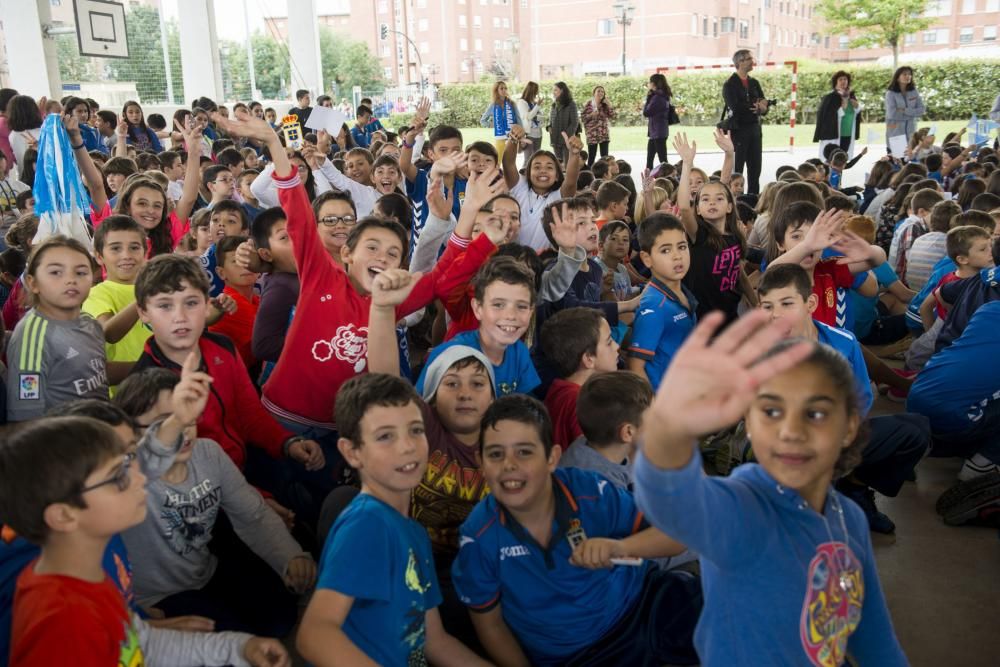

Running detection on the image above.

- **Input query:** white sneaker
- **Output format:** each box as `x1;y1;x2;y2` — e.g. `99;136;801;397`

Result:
957;454;1000;482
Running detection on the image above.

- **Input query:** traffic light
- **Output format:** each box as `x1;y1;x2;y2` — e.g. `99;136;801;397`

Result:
380;24;389;40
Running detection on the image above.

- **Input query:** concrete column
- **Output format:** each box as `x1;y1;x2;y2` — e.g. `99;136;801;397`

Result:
1;0;62;98
178;0;223;103
287;0;324;96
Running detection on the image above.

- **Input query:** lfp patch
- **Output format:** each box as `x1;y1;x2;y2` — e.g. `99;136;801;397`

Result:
19;374;40;400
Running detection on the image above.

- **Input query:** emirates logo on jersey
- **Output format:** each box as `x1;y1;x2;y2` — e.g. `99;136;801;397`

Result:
311;324;369;372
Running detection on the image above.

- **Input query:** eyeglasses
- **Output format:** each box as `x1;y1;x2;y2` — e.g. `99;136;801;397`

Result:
213;177;234;185
319;215;358;226
80;452;136;495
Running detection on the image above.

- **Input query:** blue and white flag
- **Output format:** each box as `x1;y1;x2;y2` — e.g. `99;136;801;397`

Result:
32;113;93;248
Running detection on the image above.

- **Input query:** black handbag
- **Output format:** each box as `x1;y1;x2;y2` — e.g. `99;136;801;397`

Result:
716;105;734;132
668;104;680;126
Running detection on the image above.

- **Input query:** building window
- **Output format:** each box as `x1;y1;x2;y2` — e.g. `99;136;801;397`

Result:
905;32;917;44
493;17;500;27
418;18;429;31
384;66;393;78
420;41;430;53
459;15;466;26
961;0;976;12
838;36;849;48
381;44;390;57
598;19;614;36
703;17;708;35
713;18;718;37
924;0;952;16
461;60;469;72
720;17;735;32
985;25;997;39
502;17;510;27
460;38;468;50
762;23;770;43
988;0;999;10
691;14;698;35
474;38;483;50
739;20;749;39
522;0;528;7
960;26;974;42
824;35;830;48
473;15;482;27
416;0;427;7
494;39;503;50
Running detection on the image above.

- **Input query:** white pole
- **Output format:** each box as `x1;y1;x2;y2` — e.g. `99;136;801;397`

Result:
243;0;257;98
158;3;174;103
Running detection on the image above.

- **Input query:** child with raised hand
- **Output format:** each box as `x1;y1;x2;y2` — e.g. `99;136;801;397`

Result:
212;107;497;450
503;124;582;252
302;137;397;218
673;130;751;323
297;373;491;667
767;203;883;327
115;365;314;638
5;236;108;421
0;365;293;666
633;310;908;666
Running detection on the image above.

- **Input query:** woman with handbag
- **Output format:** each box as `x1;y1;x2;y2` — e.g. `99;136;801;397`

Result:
582;86;616;168
643;74;674;170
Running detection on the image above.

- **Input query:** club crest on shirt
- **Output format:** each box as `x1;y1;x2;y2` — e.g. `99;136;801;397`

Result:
799;541;864;667
18;374;39;400
311;324;369;372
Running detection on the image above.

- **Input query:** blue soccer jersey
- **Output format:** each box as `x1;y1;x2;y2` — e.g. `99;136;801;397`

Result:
318;494;442;667
627;278;698;391
417;329;539;397
452;467;648;665
815;320;874;416
405;167;466;248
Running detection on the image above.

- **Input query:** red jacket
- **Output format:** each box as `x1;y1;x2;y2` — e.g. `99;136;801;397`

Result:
262;167;497;429
132;331;290;470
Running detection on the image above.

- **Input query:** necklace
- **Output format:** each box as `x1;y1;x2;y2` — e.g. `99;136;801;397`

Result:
821;492;855;594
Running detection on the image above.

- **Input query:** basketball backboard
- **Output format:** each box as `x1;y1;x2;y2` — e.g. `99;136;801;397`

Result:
73;0;129;59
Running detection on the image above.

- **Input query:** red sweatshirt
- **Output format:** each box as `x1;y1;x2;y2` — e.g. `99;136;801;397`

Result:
131;331;289;469
262;167;496;429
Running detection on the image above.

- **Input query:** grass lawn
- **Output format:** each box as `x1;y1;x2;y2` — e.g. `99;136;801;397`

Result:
449;120;970;152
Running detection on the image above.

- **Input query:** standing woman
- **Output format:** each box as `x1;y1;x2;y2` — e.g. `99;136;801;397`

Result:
814;70;862;159
643;73;672;170
884;66;925;150
121;100;163;153
480;81;522;157
582;85;615;168
516;82;544;163
0;88;19;168
548;81;579;165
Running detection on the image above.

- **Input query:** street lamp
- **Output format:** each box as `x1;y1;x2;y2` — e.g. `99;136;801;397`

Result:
612;1;636;76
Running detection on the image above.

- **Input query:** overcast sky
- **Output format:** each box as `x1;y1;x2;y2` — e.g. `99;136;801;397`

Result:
160;0;350;43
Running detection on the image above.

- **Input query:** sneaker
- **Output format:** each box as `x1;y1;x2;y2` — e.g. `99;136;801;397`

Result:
886;386;909;402
957;454;1000;482
936;471;1000;526
840;484;896;534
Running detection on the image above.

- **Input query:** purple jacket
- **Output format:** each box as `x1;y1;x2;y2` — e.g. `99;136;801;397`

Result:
643;90;671;139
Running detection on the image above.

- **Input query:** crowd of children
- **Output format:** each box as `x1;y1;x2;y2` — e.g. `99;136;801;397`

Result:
0;85;999;666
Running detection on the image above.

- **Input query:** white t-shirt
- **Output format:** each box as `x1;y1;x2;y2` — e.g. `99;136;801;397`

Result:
512;176;564;252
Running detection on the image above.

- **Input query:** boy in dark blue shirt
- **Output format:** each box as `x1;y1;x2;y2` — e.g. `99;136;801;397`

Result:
758;264;929;534
400;123;467;245
627;214;698;390
297;373;487;667
349;105;373;148
452;394;700;666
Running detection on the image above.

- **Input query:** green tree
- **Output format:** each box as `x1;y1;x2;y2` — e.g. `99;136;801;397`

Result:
56;35;99;83
319;28;386;98
816;0;935;68
105;5;175;102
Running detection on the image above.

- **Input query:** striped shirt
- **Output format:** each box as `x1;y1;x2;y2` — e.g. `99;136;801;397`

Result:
904;231;947;293
5;309;107;422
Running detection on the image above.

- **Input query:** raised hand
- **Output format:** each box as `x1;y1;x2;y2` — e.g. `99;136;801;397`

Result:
832;229;877;265
430;152;468;178
563;131;584;156
549;202;578;253
170;352;214;427
371;268;424;308
802;208;848;253
644;311;813;448
300;143;322;170
210;293;238;317
414;96;432;124
481;209;512;245
672;132;696;164
174;115;203;157
116;119;129;139
641;168;655;192
463;165;507;211
61;111;80;137
426;175;454;220
713;127;735;154
212;108;277;144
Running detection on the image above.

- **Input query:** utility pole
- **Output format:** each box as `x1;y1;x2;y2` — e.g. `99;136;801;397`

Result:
243;0;258;99
612;2;635;76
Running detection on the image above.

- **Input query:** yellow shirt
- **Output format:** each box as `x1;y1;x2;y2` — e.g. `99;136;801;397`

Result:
82;280;150;393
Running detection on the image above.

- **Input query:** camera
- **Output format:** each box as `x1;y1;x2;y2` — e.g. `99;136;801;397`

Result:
766;99;777;106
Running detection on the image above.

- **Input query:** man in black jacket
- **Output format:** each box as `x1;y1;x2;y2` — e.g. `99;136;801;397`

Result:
722;50;769;195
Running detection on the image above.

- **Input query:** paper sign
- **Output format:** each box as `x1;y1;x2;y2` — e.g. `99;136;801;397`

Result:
306;105;350;136
888;134;908;158
866;128;881;144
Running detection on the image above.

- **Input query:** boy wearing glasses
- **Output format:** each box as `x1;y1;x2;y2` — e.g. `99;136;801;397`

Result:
0;360;292;666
